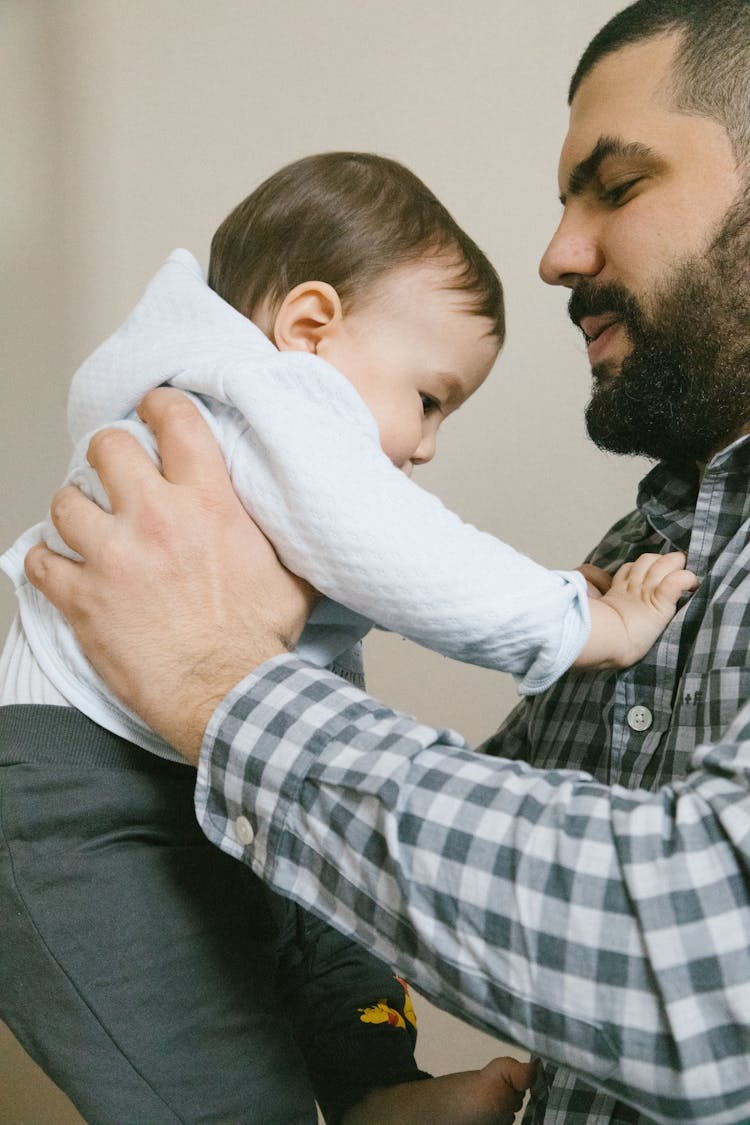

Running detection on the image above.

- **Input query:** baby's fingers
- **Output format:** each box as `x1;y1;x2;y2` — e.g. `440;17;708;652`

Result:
635;552;690;592
578;563;613;598
626;552;697;612
616;550;684;588
651;567;699;611
611;551;692;596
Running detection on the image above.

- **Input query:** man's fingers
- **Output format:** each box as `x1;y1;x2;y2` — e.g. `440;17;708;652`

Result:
137;388;230;488
24;542;81;616
482;1054;537;1094
502;1057;538;1094
86;427;165;512
48;484;111;557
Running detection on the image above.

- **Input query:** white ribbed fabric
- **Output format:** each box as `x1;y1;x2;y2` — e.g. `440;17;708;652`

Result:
0;615;69;706
0;250;589;760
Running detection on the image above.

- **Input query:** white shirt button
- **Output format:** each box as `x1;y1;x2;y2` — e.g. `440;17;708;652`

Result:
235;816;255;846
626;705;653;732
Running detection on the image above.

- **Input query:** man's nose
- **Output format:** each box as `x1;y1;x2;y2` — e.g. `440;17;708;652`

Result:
539;210;604;288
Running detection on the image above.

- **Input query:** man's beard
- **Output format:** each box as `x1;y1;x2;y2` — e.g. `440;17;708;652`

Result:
570;195;750;467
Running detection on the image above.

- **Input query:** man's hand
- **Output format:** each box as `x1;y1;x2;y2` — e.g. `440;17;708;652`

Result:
24;388;316;762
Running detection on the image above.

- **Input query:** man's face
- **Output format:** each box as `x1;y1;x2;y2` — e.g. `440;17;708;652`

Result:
539;34;748;465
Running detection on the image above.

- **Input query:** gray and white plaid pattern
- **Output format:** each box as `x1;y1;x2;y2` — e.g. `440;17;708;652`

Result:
485;437;750;1124
196;437;750;1125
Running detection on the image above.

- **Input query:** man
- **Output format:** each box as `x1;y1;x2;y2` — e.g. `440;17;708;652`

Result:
24;2;750;1123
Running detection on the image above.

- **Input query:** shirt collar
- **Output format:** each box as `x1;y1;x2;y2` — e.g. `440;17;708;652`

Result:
636;434;750;553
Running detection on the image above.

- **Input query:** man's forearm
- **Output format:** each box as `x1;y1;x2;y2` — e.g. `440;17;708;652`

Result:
196;655;750;1125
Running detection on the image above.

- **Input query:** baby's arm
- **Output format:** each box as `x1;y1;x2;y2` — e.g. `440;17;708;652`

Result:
343;1055;535;1125
574;551;698;670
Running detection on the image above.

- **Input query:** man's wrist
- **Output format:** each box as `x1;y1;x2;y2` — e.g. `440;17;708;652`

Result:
169;646;290;764
194;652;308;864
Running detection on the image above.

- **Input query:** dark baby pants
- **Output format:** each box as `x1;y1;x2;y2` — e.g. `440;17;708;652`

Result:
0;706;426;1124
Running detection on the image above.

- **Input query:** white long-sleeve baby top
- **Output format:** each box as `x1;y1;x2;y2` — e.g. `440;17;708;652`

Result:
1;250;590;760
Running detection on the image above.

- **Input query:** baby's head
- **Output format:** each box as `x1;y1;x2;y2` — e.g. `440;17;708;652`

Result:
209;152;504;473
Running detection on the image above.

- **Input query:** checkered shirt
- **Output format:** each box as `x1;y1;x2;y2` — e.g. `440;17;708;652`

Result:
196;436;750;1125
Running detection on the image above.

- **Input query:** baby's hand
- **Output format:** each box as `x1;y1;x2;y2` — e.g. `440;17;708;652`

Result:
576;551;698;670
343;1054;536;1125
577;562;612;599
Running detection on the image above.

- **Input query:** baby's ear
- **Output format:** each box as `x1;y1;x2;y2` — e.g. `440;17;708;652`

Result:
273;281;342;353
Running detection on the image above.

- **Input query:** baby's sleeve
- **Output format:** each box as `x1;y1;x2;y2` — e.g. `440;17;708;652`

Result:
191;352;590;694
57;250;588;693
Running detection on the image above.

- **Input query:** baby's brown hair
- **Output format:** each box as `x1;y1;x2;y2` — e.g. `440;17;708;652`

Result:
208;151;504;341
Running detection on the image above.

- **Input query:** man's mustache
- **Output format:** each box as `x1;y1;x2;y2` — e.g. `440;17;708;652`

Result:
567;281;638;331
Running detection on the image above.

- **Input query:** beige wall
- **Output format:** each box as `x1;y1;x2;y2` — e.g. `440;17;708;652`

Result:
1;1;643;1120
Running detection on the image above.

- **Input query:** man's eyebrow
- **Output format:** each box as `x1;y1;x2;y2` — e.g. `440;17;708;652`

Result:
560;136;658;203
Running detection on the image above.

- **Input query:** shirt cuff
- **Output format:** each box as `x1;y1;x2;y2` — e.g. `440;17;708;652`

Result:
515;567;591;695
193;653;374;877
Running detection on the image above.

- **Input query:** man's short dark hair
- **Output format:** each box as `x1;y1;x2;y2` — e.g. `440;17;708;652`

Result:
569;0;750;162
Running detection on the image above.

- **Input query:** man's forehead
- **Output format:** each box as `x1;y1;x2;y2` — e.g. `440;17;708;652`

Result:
558;34;680;181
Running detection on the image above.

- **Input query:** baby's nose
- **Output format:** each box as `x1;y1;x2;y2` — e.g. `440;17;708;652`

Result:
412;430;437;466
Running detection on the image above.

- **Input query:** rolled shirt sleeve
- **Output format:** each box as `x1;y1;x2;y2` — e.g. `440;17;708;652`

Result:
195;655;750;1125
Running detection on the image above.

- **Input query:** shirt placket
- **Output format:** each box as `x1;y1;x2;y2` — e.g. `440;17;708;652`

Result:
608;667;667;786
607;471;724;787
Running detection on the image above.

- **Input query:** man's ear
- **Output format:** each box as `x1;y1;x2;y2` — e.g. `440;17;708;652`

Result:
273;282;343;353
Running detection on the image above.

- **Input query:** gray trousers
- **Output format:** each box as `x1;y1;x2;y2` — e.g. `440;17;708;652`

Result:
0;704;319;1124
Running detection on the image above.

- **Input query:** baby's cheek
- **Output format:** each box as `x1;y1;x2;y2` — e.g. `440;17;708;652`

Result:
377;424;411;471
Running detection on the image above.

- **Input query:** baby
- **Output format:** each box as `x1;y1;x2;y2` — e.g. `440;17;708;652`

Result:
0;152;695;1124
